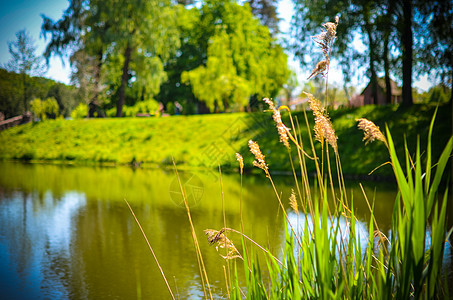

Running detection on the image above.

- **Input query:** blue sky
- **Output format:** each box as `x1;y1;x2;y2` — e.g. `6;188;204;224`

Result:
0;0;433;91
0;0;70;83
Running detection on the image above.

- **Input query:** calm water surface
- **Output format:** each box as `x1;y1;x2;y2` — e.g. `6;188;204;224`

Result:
0;162;450;299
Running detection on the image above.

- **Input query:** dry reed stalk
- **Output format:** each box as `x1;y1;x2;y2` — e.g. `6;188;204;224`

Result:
356;118;388;147
172;161;213;300
235;153;244;174
124;199;175;300
248;140;303;247
205;227;284;267
308;16;339;80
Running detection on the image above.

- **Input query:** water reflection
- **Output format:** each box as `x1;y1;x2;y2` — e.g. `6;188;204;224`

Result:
0;162;446;298
0;190;85;299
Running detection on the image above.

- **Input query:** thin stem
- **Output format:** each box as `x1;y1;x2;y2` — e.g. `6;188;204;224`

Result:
223;227;283;267
219;165;231;295
124;199;175;300
173;161;212;300
265;169;303;249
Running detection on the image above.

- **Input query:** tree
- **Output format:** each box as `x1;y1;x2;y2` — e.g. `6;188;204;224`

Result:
282;68;298;105
0;68;78;119
290;0;445;106
401;0;413;106
180;0;289;112
42;0;179;117
414;0;453;103
4;30;47;112
90;0;179;117
41;0;105;117
247;0;280;35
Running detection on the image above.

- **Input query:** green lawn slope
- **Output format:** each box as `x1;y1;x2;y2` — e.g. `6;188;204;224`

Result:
1;102;451;177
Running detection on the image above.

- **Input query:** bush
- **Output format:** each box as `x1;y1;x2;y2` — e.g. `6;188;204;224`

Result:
30;97;60;120
124;99;160;117
106;99;161;117
71;103;88;119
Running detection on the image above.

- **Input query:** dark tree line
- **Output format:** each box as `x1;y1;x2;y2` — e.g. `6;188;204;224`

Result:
0;68;79;119
291;0;453;105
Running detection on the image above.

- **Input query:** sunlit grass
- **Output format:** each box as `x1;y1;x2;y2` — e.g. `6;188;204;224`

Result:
0;102;450;178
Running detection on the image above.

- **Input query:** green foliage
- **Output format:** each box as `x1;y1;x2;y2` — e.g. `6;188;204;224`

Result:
41;0;180;117
4;29;46;78
0;68;79;118
181;31;251;111
175;1;289;112
30;97;60;120
0;103;450;177
105;99;160;117
228;106;452;299
71;103;88;119
124;100;161;117
415;84;451;104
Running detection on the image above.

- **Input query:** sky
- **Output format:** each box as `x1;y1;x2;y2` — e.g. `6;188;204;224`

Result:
0;0;434;91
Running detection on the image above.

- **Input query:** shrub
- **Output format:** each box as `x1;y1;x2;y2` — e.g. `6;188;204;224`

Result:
70;103;88;119
30;97;60;120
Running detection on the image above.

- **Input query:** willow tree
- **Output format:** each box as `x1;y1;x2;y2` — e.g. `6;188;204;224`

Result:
181;0;289;112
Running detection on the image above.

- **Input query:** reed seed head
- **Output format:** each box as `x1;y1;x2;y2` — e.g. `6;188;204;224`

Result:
248;140;268;172
204;228;242;260
308;16;339;81
263;98;275;110
263;98;290;149
235;153;244;173
305;92;338;152
289;189;298;216
357;118;387;146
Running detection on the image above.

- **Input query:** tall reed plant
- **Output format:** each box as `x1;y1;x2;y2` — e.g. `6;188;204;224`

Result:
200;17;452;299
130;16;452;299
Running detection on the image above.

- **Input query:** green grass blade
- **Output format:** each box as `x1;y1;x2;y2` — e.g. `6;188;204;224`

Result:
424;108;438;193
427;137;453;214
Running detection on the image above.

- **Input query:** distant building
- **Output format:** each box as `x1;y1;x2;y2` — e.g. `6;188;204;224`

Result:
350;78;402;106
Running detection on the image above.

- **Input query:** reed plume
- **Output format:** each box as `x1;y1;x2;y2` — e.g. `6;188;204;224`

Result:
204;229;243;260
308;16;339;80
289;189;298;216
263;98;290;149
235;153;244;174
356;118;387;147
304;92;338;152
248;140;268;172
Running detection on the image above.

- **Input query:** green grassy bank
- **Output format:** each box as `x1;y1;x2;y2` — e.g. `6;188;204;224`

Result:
1;102;451;177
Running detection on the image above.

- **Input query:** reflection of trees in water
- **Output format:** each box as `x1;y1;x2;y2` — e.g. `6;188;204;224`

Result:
0;162;413;298
0;190;85;298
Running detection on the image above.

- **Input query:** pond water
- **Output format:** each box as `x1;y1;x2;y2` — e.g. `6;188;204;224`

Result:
0;162;450;299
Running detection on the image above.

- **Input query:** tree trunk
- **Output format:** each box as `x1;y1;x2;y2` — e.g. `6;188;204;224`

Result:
22;72;27;113
364;16;378;105
89;49;104;118
384;36;392;104
117;44;132;117
383;0;395;105
450;64;453;104
402;0;413;106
